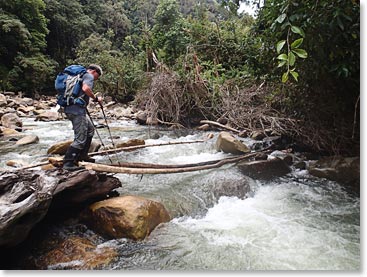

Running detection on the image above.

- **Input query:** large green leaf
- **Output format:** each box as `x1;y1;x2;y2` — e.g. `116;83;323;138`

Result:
277;53;288;60
288;52;296;66
292;49;308;58
290;70;299;81
291;26;305;37
278;60;287;67
276;40;286;54
291;38;303;49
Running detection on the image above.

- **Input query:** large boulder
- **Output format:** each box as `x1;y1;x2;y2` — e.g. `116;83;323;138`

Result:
18;236;117;270
215;131;250;154
47;140;72;155
237;157;291;180
115;138;145;149
82;195;171;240
1;112;22;130
35;110;59;121
15;135;39;145
0;94;7;107
212;175;254;199
308;156;359;191
47;139;100;155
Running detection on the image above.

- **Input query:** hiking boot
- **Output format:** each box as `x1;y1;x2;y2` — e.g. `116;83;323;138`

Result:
79;155;95;163
63;146;85;171
78;136;95;163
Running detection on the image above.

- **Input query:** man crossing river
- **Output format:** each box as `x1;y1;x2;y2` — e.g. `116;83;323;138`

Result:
62;64;103;171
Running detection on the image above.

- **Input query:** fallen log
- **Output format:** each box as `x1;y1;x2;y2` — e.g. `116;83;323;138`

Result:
9;139;210;171
200;120;240;133
0;169;121;247
80;152;258;174
89;139;207;157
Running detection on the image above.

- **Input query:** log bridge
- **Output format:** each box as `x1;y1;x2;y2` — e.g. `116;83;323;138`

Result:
0;137;268;248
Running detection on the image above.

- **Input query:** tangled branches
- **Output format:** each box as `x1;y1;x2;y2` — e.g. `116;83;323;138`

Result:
218;82;359;155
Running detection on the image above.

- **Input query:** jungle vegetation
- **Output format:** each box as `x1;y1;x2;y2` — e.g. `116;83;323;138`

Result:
0;0;360;155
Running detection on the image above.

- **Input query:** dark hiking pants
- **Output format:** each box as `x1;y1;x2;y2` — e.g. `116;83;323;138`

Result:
66;113;94;150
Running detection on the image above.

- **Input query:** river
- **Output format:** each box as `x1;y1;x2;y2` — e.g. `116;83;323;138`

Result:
0;118;360;270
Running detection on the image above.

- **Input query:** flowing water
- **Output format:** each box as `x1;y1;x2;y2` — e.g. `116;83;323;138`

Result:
1;118;360;270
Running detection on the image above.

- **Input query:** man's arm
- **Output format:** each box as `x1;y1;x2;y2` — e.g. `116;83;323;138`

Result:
82;83;102;103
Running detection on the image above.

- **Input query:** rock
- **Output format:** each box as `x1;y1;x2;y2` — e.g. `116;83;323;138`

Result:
47;140;72;155
0;94;7;107
35;110;59;121
47;140;100;155
308;156;359;191
269;150;294;165
15;135;39;145
0;127;22;136
213;176;254;199
294;161;307;170
1;112;22;130
17;105;35;114
3;91;15;96
250;130;265;140
14;97;33;106
89;140;101;153
22;236;117;270
115;138;145;149
6;160;29;168
238;130;249;137
215;131;250;154
0;169;121;247
136;111;147;125
237;157;291;180
82;195;170;240
112;106;134;118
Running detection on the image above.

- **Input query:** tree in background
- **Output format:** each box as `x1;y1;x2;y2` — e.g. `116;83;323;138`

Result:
0;0;56;94
152;0;189;65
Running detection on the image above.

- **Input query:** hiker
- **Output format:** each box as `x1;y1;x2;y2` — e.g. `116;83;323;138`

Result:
63;64;103;171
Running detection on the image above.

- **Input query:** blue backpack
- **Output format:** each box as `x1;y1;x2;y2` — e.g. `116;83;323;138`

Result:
55;65;87;107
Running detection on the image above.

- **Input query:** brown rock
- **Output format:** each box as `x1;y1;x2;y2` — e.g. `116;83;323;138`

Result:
83;195;170;240
47;140;72;155
35;110;59;121
237;157;291;180
215;131;250;154
15;135;39;145
29;236;117;270
1;112;22;130
116;138;145;149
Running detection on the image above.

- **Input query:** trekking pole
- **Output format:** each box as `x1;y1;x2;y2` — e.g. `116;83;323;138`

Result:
86;109;114;164
97;102;123;166
98;102;118;149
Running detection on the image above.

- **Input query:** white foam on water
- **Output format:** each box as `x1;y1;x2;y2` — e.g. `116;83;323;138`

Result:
170;181;360;270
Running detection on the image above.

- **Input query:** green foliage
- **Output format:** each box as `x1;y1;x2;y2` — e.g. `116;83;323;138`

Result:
8;53;57;94
254;0;359;86
44;0;95;67
152;0;189;64
0;0;55;94
275;24;308;82
75;33;145;102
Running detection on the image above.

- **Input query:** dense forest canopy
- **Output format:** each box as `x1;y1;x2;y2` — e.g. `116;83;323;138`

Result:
0;0;360;155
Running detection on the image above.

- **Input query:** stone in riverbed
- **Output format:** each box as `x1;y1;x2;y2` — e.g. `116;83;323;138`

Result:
215;131;250;154
15;135;39;145
82;195;170;240
237;157;291;180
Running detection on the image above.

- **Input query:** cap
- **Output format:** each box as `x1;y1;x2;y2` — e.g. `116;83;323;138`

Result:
88;64;103;76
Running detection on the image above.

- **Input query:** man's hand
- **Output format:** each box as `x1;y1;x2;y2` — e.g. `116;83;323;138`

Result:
93;96;103;104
